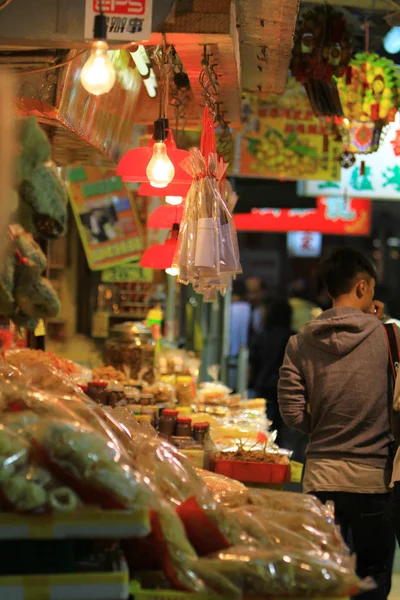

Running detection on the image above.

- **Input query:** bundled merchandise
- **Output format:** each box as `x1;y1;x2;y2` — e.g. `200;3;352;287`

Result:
0;118;68;331
0;352;372;598
172;108;241;299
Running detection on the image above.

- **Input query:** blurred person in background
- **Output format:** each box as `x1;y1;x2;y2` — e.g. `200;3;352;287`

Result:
246;277;268;346
288;278;322;333
250;298;292;444
228;279;251;391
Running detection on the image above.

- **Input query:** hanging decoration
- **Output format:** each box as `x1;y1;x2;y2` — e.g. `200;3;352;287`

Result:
137;45;192;205
171;107;242;300
291;5;352;117
336;53;400;155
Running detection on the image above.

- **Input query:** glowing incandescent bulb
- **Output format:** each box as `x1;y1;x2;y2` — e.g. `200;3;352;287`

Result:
146;142;175;188
166;266;179;276
165;195;183;205
80;40;116;96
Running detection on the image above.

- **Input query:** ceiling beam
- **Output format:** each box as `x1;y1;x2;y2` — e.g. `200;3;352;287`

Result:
302;0;400;10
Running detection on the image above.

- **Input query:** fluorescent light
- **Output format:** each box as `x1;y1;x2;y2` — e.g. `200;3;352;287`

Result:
130;45;150;77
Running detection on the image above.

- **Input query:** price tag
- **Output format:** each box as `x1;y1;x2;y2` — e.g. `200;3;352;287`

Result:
34;320;46;337
290;461;304;483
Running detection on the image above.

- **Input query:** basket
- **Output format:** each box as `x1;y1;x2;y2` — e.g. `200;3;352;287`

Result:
213;459;290;485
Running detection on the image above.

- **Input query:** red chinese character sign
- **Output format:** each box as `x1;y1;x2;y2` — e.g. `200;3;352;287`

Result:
67;167;144;271
85;0;152;41
234;197;371;236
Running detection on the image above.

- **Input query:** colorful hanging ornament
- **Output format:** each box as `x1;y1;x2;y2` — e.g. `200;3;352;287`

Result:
291;5;352;117
339;150;356;169
391;129;400;157
336;53;400;154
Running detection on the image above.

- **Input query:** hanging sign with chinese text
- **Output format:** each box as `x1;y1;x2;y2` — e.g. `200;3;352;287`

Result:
68;166;144;271
234;197;371;236
300;119;400;199
233;93;342;181
84;0;152;41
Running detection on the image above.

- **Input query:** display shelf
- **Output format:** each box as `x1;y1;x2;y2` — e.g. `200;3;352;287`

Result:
0;569;129;600
0;509;150;540
130;582;350;600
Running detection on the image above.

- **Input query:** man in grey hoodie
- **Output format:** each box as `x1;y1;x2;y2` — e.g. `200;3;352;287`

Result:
278;248;397;600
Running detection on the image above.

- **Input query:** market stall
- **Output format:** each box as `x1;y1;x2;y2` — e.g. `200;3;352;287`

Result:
0;348;368;600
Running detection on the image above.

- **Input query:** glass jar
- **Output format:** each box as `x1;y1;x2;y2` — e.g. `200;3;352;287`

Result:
158;409;178;437
104;322;155;382
176;416;192;437
192;422;210;445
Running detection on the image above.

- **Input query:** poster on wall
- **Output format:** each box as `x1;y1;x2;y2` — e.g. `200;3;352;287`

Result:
300;120;400;199
234;197;371;236
68;166;144;271
84;0;153;41
233;89;342;182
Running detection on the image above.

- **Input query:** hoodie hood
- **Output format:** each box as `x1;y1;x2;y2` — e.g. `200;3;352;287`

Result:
301;307;382;357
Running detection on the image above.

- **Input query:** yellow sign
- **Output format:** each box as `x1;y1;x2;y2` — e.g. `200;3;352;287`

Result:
101;264;153;283
290;461;304;483
68;167;144;271
236;94;341;181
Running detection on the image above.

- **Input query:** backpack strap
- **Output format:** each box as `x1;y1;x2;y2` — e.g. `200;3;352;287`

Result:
383;323;399;383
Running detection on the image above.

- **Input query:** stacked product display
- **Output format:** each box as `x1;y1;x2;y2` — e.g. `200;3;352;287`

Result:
0;348;372;599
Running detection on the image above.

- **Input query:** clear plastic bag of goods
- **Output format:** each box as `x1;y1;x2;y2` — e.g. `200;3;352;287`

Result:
122;498;205;592
196;469;250;507
112;422;249;555
229;506;326;554
0;379;152;518
244;504;349;558
193;546;374;598
171;108;241;297
4;349;86;377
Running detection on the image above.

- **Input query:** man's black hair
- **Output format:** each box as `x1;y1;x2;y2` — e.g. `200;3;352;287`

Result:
319;248;377;299
232;278;247;299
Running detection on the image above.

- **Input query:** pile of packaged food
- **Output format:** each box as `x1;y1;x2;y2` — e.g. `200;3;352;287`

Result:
0;350;373;599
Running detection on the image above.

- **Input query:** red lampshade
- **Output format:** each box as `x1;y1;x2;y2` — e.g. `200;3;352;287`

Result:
138;181;191;197
147;205;184;229
140;225;179;270
117;129;192;184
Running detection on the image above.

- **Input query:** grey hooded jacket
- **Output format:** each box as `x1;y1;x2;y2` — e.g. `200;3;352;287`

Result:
278;307;397;469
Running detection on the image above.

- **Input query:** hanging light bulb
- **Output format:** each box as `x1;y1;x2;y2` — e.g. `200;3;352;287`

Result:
81;40;116;95
165;196;183;205
146;119;175;188
80;9;116;96
166;266;179;276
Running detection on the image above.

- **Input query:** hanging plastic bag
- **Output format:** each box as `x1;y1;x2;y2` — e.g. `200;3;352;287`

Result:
172;107;241;297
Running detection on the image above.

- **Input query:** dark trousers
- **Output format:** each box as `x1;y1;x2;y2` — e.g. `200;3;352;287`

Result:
314;491;395;600
389;481;400;544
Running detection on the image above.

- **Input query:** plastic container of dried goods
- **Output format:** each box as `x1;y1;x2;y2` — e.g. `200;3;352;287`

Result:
104;322;155;382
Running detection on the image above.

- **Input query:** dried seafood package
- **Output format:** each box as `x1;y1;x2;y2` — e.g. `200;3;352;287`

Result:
0;379;152;521
172;107;241;298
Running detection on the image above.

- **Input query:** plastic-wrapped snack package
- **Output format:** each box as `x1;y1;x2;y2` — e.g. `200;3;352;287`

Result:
115;426;247;554
0;379;152;519
246;505;349;558
193;546;374;598
123;498;205;592
248;488;328;517
229;506;323;554
31;418;150;511
0;424;80;514
196;469;250;508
